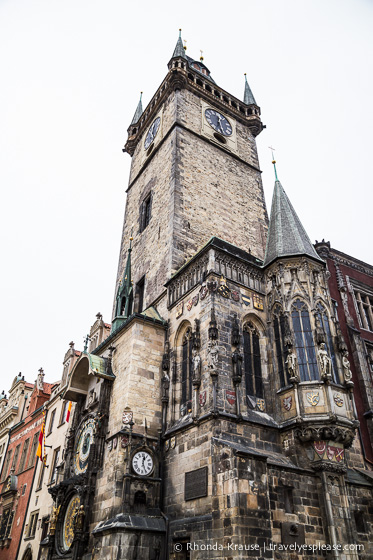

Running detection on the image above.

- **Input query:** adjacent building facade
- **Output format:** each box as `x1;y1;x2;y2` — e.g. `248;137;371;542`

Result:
1;34;373;560
0;371;53;560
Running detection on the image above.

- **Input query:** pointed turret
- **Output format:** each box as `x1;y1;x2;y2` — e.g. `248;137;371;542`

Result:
130;92;143;125
243;73;257;105
264;171;323;267
112;238;134;332
172;29;187;59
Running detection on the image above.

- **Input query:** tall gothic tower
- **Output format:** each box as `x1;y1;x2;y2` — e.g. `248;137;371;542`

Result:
50;33;372;560
113;31;268;322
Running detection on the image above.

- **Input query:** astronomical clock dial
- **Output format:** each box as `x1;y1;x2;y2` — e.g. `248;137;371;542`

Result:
73;418;96;475
132;450;154;476
204;108;232;136
61;494;80;552
144;117;161;150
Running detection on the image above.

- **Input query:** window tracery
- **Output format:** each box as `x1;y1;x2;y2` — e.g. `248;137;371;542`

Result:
291;299;318;381
243;321;263;398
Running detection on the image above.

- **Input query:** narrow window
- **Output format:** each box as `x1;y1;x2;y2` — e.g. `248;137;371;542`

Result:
284;487;294;513
136;277;145;313
47;409;56;435
40;517;49;541
291;300;318;381
181;328;193;415
60;401;69;424
273;310;288;387
1;450;13;482
18;438;30;473
11;444;21;473
27;511;39;538
49;448;60;484
0;508;14;539
27;433;39;468
140;193;152;232
243;322;263;398
37;455;47;490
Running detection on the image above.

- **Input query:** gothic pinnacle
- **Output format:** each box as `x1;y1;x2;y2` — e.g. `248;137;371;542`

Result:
130;92;143;125
243;73;257;106
172;29;187;59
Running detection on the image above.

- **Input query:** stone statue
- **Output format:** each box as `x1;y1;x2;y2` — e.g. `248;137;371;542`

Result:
73;505;85;532
318;343;332;378
342;354;353;384
207;340;219;371
192;349;201;386
49;504;61;535
161;371;170;400
285;352;298;382
232;349;243;384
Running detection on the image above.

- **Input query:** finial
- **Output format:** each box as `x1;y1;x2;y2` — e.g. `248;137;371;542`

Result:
268;146;278;181
179;28;182;38
200;50;204;62
129;235;133;250
183;39;187;51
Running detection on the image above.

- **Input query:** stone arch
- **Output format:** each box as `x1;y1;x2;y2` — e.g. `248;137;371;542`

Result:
21;545;32;560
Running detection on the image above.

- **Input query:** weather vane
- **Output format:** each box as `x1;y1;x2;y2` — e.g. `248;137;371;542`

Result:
268;146;278;181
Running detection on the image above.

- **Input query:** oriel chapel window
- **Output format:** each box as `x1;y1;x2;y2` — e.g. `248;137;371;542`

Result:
243;322;263;398
315;302;339;383
181;327;193;415
273;307;289;387
291;299;318;381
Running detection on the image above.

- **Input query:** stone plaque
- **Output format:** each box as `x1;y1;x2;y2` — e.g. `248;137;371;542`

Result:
185;466;208;501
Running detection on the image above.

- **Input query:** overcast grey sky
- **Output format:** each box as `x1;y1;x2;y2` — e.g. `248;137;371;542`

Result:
1;0;372;392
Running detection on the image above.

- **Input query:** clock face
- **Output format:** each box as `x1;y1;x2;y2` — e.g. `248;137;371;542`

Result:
144;117;161;150
73;418;95;475
205;108;232;136
61;494;80;552
132;451;153;476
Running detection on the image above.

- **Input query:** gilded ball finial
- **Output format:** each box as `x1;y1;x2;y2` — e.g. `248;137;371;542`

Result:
272;160;276;165
183;39;187;51
130;236;133;241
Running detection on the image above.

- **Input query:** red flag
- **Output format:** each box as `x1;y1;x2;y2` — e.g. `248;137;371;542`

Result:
66;401;72;423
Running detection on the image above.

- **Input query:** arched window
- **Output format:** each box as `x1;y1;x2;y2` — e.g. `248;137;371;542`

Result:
181;327;193;415
273;308;289;387
243;322;263;398
316;303;339;383
291;300;318;381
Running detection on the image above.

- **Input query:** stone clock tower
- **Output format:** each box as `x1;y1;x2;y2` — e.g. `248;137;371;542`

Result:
55;32;372;560
113;31;268;318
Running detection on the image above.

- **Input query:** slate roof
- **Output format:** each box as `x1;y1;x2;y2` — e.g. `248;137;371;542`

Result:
264;180;324;266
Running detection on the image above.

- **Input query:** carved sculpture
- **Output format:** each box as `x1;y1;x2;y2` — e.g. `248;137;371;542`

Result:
49;504;61;535
161;372;170;400
192;349;201;386
73;504;85;532
207;340;219;372
285;352;299;382
342;354;353;385
232;349;243;384
318;343;332;379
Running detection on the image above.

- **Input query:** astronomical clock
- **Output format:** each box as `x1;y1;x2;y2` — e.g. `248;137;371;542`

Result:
46;351;114;560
